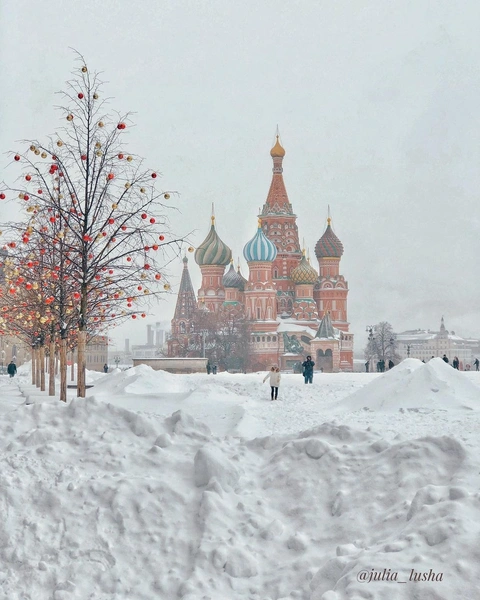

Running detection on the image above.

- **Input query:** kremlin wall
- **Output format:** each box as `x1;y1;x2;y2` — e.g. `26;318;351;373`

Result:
168;136;353;372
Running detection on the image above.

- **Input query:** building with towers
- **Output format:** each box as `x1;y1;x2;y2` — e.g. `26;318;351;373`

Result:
168;135;354;372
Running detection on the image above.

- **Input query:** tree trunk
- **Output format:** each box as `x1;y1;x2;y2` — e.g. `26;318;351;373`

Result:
40;346;46;392
77;330;87;397
35;348;40;388
48;340;55;396
60;338;67;402
31;347;36;385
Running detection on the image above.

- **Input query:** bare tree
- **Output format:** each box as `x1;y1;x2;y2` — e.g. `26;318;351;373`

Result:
1;54;186;397
365;321;398;370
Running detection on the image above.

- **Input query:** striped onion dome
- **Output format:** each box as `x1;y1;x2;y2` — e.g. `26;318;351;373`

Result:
291;253;318;285
195;216;232;267
243;221;277;263
222;261;247;290
315;218;344;259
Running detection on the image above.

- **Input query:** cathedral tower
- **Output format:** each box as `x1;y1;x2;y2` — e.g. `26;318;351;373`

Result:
259;135;302;316
168;256;197;356
194;214;232;312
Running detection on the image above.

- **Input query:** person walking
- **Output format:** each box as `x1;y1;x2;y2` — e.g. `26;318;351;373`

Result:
452;356;459;370
263;366;281;400
474;358;480;371
206;362;211;375
103;363;108;373
388;359;394;370
442;354;449;363
302;355;315;384
212;365;218;375
7;361;17;378
365;361;369;373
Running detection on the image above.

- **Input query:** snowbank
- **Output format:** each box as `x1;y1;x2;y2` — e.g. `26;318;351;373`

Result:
1;365;480;598
338;357;480;412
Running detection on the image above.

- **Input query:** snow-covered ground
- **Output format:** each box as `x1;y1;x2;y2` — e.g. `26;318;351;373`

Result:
1;358;479;599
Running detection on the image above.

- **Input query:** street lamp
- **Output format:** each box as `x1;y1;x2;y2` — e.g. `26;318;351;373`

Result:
365;326;375;372
407;345;410;358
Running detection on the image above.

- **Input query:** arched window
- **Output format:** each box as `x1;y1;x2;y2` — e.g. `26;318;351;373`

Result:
180;322;185;334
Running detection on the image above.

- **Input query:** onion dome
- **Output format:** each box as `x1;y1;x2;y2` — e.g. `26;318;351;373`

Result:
223;261;247;290
243;220;277;263
315;218;344;259
291;252;318;284
195;216;232;266
270;135;285;158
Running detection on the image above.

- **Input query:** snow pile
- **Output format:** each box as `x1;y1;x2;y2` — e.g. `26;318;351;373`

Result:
338;358;480;412
91;363;194;395
1;365;480;598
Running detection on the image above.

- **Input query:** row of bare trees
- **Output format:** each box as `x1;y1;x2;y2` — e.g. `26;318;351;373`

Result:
0;54;186;399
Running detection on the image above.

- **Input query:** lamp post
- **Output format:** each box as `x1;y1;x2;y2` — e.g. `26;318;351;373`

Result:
407;345;411;358
366;325;375;372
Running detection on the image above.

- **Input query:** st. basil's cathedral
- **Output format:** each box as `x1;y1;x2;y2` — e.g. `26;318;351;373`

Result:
168;136;354;372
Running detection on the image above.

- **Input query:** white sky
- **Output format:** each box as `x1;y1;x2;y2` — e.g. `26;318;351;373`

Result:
1;0;479;351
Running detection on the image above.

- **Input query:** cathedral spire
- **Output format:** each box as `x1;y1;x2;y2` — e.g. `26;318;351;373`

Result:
172;256;197;324
261;129;291;215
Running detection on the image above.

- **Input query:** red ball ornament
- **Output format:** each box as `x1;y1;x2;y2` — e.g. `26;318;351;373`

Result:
159;235;165;241
49;217;56;223
141;313;146;318
149;217;155;224
132;314;137;319
126;256;132;262
118;153;124;159
151;172;157;178
141;213;147;219
137;285;143;291
121;225;127;231
117;123;126;130
37;189;43;194
78;93;84;99
0;193;5;200
14;155;20;161
155;273;161;280
81;154;87;161
108;218;115;224
152;244;158;251
108;269;114;274
25;175;31;181
144;246;150;251
107;173;114;180
24;195;29;201
73;292;80;299
144;264;150;270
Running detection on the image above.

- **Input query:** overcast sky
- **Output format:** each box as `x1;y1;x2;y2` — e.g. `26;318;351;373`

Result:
1;0;479;352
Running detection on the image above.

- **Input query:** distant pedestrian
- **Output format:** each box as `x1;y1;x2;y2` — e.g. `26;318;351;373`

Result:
212;365;218;375
263;366;281;400
206;362;211;375
452;356;459;370
365;361;369;373
442;354;449;363
474;358;479;371
7;361;17;378
103;363;108;373
302;356;315;384
388;359;394;370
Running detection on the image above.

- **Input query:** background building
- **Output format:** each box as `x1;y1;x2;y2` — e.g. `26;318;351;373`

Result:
396;317;480;369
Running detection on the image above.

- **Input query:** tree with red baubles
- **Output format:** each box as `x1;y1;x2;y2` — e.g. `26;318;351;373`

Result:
0;53;189;398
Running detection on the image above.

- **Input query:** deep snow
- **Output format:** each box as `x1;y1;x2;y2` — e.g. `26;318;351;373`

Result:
1;358;479;599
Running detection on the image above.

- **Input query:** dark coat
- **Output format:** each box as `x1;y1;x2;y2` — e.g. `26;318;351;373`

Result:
302;359;315;375
7;362;17;375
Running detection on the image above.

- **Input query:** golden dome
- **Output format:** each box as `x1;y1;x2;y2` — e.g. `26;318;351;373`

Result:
270;135;285;158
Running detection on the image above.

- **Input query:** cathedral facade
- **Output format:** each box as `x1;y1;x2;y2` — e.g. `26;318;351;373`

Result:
169;137;354;372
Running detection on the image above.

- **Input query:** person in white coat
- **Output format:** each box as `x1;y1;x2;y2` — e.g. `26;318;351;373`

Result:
263;366;281;400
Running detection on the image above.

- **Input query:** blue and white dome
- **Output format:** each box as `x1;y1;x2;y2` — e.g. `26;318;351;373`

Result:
243;222;277;263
